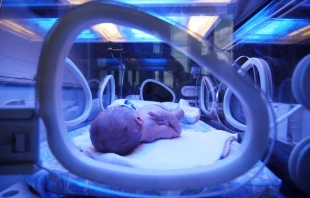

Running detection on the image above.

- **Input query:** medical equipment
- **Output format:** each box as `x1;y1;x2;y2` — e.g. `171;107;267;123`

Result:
140;79;176;102
22;115;281;197
288;53;310;195
1;0;310;197
64;58;93;126
200;76;218;117
35;2;270;191
223;57;273;131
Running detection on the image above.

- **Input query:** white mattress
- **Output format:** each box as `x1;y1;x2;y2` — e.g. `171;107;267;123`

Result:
73;126;237;170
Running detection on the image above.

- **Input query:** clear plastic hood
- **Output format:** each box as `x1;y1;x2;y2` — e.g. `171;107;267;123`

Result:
0;0;310;197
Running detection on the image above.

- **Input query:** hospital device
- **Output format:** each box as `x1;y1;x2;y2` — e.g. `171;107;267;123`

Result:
0;0;310;197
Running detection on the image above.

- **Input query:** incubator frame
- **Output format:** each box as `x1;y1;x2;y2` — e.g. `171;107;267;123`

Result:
140;79;176;102
223;58;273;131
200;76;216;116
64;58;92;126
292;53;310;110
98;74;115;111
37;1;270;190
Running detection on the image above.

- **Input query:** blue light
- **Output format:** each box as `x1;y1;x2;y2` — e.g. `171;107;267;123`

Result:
23;18;101;42
157;16;189;28
233;0;310;44
255;18;308;36
255;19;294;35
76;29;101;40
117;15;189;42
235;18;310;43
301;1;310;7
2;0;61;7
131;29;155;38
118;26;161;42
30;18;58;32
115;0;201;5
143;58;168;64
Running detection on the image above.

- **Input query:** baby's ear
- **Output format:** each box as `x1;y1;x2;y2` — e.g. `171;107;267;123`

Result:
134;115;143;125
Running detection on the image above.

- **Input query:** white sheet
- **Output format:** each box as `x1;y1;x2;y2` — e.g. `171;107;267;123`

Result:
73;129;237;170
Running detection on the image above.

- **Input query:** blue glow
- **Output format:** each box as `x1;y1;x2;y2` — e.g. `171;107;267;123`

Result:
76;29;101;40
233;0;310;44
3;0;225;7
131;29;155;38
255;18;308;36
117;15;189;42
143;58;168;64
255;19;294;35
118;26;161;42
115;0;208;5
235;18;310;43
157;16;189;28
30;18;58;32
301;1;310;7
2;0;61;7
23;18;101;42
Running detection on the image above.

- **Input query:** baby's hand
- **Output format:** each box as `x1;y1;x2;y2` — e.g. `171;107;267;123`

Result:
148;111;170;125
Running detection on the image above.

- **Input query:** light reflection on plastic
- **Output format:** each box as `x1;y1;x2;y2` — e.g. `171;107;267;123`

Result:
67;0;232;5
231;0;310;44
2;0;62;7
92;23;123;40
0;19;42;41
131;29;155;38
142;58;168;64
254;19;308;35
29;18;101;41
7;16;219;42
235;18;310;43
287;24;310;37
187;16;218;37
31;18;58;32
116;0;232;5
68;0;91;5
77;29;101;39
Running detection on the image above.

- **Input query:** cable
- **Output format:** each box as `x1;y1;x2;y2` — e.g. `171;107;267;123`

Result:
87;79;101;85
119;63;126;99
195;75;201;107
232;56;250;70
271;104;303;128
110;52;120;64
200;76;217;117
214;82;240;134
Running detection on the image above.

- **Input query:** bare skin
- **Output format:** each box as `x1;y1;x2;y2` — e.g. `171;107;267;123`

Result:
133;104;184;142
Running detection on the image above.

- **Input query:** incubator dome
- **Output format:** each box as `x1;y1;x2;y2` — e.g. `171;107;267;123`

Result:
1;0;310;197
37;0;270;193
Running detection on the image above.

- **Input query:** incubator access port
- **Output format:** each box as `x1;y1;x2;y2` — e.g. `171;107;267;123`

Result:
0;108;39;174
13;132;26;152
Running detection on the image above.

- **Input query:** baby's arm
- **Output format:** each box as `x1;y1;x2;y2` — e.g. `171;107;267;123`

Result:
149;104;184;122
148;108;183;137
171;108;184;120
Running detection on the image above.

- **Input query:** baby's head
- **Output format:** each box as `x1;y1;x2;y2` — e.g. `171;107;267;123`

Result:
90;106;142;155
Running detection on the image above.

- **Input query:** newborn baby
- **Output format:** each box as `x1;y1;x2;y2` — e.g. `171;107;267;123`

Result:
90;101;184;155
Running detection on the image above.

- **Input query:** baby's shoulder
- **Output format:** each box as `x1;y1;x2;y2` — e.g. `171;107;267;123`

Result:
139;104;167;111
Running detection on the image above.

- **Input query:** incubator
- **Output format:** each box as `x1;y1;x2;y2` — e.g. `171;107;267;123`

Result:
0;0;309;197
